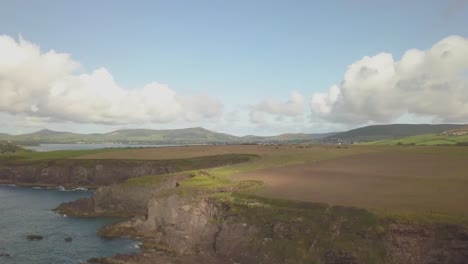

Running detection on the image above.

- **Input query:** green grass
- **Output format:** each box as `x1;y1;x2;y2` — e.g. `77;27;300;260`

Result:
209;192;386;264
0;148;124;162
124;154;261;190
364;133;468;146
373;208;468;227
125;173;172;186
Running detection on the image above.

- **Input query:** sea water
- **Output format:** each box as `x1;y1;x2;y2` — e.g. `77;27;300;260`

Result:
0;185;139;263
22;143;178;152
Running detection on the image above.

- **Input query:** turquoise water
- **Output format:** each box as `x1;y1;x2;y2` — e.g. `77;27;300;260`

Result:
0;185;139;263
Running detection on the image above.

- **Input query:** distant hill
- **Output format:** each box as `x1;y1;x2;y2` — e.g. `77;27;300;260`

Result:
242;132;336;143
324;124;467;143
11;129;91;144
99;127;240;144
364;133;468;146
0;133;10;138
4;124;468;145
0;133;11;143
1;127;332;145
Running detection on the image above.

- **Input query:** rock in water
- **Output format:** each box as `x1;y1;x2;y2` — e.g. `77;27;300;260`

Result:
26;234;44;240
64;235;73;242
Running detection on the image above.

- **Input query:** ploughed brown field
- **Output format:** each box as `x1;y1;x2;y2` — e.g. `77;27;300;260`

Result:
234;151;468;216
76;144;468;216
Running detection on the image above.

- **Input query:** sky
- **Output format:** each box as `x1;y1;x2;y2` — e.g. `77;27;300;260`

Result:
0;0;467;136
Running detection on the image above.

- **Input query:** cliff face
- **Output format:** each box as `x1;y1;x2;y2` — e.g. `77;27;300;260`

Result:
384;222;468;264
0;160;176;188
56;174;192;217
143;194;261;261
0;154;254;188
96;194;269;262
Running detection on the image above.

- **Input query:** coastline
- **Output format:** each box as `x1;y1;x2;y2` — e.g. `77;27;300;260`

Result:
2;147;468;263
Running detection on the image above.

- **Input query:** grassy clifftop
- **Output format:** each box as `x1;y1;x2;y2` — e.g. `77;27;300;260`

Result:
90;144;468;226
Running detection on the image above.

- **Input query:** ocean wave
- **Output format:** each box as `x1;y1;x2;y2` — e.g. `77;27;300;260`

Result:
131;242;142;249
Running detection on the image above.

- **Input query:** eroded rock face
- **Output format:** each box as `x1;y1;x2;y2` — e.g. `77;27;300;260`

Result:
55;175;192;217
145;195;225;255
384;221;468;264
0;160;177;188
98;194;262;261
87;251;229;264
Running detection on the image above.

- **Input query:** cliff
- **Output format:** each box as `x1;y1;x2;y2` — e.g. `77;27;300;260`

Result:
0;154;254;188
56;172;468;264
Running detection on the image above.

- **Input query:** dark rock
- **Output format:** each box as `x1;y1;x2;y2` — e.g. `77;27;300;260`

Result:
324;250;359;264
0;253;11;257
272;221;293;239
64;235;72;242
384;222;468;264
26;234;43;240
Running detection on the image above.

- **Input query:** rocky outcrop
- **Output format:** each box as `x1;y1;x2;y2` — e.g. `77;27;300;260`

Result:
384;221;468;264
26;234;44;241
97;194;266;262
87;252;230;264
91;190;468;264
0;160;177;188
55;174;192;217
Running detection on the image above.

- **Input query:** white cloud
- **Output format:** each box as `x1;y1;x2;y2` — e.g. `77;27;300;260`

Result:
250;91;305;123
311;35;468;124
0;35;223;125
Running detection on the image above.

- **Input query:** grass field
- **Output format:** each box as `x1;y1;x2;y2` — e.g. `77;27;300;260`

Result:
0;148;125;162
363;133;468;146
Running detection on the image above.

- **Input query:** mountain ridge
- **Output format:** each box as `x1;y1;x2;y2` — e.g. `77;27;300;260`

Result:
2;124;466;145
0;127;332;144
324;124;467;143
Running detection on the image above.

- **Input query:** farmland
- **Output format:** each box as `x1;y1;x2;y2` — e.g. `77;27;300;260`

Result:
71;144;468;224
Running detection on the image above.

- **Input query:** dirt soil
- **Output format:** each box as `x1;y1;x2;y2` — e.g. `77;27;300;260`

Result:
233;152;468;215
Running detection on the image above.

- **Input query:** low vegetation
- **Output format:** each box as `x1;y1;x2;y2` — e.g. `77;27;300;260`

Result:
0;142;26;154
0;148;123;163
364;133;468;146
213;192;387;263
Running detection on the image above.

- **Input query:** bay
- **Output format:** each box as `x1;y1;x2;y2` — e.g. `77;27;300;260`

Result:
0;185;139;264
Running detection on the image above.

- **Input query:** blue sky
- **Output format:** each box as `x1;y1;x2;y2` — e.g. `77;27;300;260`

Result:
1;1;467;135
